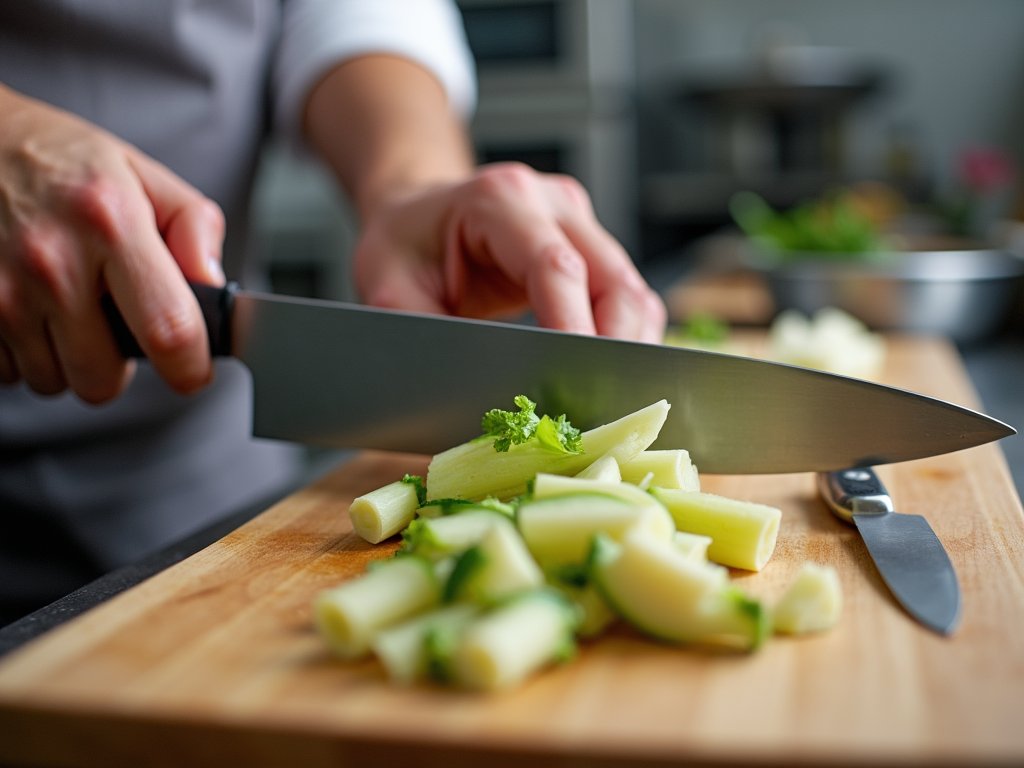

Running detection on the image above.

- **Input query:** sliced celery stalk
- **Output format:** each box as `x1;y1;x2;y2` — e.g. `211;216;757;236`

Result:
652;488;782;572
517;491;674;566
398;510;509;561
445;519;545;604
348;480;420;544
416;497;515;520
773;562;843;634
589;527;769;650
453;591;578;691
315;556;440;660
426;400;670;501
673;530;713;562
620;450;700;492
371;603;478;686
575;454;621;482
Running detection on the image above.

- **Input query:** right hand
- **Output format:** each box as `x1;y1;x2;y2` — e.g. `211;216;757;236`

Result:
0;85;226;403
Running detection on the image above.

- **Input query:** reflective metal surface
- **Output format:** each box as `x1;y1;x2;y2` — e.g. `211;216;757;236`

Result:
232;291;1014;474
755;250;1024;344
819;468;961;635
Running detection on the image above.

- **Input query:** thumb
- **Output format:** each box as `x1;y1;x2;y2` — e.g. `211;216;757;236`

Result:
127;151;226;286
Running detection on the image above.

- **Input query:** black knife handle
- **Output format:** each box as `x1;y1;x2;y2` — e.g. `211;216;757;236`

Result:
101;281;237;358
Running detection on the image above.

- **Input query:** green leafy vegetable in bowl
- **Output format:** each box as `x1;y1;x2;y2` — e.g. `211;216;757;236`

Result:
730;190;887;260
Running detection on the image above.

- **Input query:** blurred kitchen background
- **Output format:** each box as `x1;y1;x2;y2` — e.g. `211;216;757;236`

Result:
251;0;1024;489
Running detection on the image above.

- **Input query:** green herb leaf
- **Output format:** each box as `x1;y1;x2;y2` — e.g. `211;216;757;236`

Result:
481;395;540;452
401;474;427;505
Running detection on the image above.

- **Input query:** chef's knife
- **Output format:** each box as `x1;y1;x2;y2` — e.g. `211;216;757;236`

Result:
102;282;1015;474
818;468;961;634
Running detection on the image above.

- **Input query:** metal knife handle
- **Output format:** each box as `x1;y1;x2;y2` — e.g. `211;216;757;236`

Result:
817;468;895;523
101;281;238;359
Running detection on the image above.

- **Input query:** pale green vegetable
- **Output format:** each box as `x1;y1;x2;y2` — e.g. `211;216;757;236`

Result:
452;591;578;691
371;603;478;686
773;562;843;634
575;454;621;482
652;488;782;572
445;519;545;604
589;527;769;650
348;479;421;544
398;510;509;561
673;530;713;562
620;450;700;492
517;491;674;566
315;556;440;660
426;401;670;501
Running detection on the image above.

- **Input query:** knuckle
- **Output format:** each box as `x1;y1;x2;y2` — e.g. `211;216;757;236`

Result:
15;226;76;308
194;198;225;236
73;175;132;244
474;162;537;199
538;243;587;280
553;174;591;209
142;304;205;358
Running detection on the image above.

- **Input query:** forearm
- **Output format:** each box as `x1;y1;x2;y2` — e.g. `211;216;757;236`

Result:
303;54;475;223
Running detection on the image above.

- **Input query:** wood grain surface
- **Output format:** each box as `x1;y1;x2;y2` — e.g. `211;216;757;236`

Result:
0;335;1022;768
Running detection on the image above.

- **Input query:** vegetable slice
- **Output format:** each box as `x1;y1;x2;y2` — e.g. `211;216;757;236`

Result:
652;488;782;571
444;519;545;604
426;400;670;501
774;563;843;634
620;450;700;492
589;527;769;651
371;603;478;686
452;591;579;691
315;556;440;660
348;479;421;544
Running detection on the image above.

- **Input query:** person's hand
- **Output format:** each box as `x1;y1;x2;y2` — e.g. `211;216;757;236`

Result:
353;162;667;342
0;85;226;403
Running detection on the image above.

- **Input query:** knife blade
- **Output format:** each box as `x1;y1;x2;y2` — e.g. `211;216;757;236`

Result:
102;282;1015;474
818;468;961;634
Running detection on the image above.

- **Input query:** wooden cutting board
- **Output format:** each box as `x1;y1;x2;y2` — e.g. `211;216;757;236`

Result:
1;335;1022;768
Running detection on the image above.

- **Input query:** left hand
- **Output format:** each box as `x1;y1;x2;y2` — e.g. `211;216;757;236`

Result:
352;162;667;343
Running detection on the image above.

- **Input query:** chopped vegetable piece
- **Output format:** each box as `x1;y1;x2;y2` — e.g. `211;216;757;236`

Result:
444;519;545;604
315;556;440;660
575;454;621;482
371;603;478;686
589;527;769;651
416;497;515;519
774;563;843;635
517;490;674;566
427;400;670;501
673;531;713;562
620;450;700;492
349;480;421;544
453;591;579;691
652;488;782;572
398;510;509;562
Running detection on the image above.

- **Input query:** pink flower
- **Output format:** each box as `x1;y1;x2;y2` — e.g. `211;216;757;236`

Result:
958;146;1015;193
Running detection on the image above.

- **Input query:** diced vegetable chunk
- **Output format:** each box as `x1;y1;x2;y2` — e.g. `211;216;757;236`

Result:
452;591;579;691
774;563;843;634
589;527;769;650
620;450;700;491
315;556;440;660
348;479;421;544
575;454;621;482
652;488;782;571
371;604;478;686
444;519;545;604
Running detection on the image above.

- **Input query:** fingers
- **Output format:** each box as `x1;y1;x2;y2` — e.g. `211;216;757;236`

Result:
452;165;596;334
537;174;666;342
450;164;666;342
129;151;226;286
65;166;213;395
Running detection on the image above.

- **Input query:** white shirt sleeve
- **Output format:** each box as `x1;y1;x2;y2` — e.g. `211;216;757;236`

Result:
273;0;477;145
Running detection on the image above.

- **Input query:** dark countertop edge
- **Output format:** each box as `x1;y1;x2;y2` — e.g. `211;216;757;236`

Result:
0;486;292;659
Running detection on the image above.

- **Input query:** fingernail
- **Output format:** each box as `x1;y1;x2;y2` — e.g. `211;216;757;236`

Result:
206;256;225;285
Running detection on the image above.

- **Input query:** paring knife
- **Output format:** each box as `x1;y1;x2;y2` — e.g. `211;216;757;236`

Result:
102;282;1015;474
818;468;961;635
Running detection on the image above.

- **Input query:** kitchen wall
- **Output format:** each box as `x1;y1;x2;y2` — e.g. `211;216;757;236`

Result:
636;0;1024;190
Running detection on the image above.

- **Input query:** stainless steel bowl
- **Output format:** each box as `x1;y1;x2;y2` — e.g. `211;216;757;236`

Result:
751;250;1024;344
